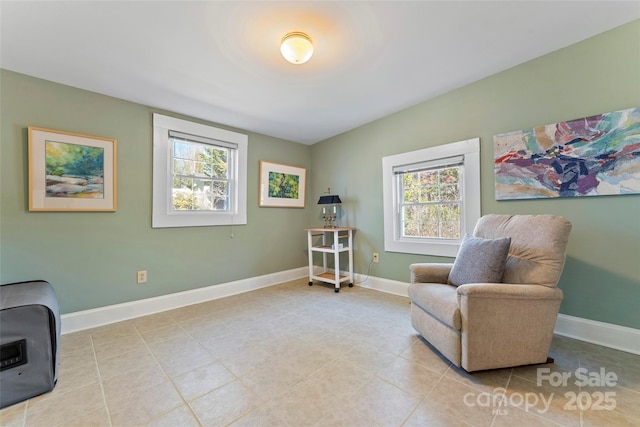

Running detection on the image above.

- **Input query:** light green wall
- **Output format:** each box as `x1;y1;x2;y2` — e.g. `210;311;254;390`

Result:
0;70;312;314
2;21;638;328
310;21;640;329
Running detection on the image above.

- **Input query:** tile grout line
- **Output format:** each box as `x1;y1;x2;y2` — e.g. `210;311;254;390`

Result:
578;358;583;427
21;396;29;427
132;322;205;427
174;317;241;426
18;335;113;427
398;361;453;426
489;368;513;427
173;312;300;427
90;334;113;427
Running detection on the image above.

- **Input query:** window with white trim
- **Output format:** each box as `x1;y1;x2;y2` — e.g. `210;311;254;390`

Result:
382;138;481;257
152;113;248;228
396;156;463;239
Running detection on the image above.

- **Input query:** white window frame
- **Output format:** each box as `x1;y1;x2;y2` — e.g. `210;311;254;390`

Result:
152;113;248;228
382;138;481;257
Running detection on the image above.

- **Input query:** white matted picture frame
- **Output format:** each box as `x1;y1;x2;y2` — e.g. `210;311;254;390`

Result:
259;160;306;208
28;126;117;211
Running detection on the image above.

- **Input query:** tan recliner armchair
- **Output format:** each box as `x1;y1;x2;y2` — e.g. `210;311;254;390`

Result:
408;214;572;372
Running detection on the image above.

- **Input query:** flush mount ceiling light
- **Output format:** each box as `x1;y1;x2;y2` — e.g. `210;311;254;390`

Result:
280;32;313;64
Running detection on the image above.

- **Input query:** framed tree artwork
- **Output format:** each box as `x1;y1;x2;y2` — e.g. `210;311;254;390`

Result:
259;160;306;208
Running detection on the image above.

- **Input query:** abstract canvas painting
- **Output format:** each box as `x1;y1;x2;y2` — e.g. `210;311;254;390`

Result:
493;107;640;200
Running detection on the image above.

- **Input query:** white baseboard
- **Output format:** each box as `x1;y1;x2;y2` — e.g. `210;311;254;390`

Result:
356;275;640;355
554;313;640;355
61;267;307;334
62;270;640;356
356;274;410;297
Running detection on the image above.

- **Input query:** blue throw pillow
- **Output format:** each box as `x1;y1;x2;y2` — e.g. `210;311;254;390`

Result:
448;234;511;286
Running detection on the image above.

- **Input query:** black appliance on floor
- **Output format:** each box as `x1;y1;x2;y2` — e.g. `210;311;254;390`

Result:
0;280;60;409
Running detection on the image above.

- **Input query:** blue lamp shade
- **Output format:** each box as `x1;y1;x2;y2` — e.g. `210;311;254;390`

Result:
317;195;342;204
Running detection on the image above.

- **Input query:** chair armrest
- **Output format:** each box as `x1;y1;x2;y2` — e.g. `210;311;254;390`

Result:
409;263;453;284
455;283;564;372
456;283;563;301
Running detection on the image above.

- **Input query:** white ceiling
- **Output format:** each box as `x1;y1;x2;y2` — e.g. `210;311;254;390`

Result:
1;1;638;145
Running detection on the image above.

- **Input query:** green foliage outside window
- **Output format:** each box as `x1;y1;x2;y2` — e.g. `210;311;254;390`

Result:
401;166;461;239
171;139;230;210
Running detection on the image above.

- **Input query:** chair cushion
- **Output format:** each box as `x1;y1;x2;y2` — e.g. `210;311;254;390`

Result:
448;234;511;286
408;283;461;330
473;214;572;287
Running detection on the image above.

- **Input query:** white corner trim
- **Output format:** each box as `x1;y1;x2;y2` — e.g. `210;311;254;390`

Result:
61;267;307;334
356;274;410;298
554;313;640;355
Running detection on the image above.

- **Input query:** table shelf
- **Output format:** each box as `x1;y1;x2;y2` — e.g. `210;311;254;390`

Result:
310;245;350;253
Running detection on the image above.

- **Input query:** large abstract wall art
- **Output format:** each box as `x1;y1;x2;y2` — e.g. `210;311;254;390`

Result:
493;107;640;200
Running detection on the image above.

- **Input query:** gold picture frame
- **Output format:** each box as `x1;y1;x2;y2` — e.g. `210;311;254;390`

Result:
259;160;306;208
28;126;117;211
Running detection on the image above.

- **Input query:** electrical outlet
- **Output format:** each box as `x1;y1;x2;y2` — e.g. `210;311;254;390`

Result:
137;270;147;284
373;253;379;263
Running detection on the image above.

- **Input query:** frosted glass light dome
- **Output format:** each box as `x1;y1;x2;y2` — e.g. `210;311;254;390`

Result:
280;32;313;64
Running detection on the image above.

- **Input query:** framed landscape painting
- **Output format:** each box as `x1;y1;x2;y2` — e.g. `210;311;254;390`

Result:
493;107;640;200
28;127;117;211
259;160;306;208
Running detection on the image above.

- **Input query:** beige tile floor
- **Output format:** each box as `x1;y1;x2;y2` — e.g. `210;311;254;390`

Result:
1;278;639;427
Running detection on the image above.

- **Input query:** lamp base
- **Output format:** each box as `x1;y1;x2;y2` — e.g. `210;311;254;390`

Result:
322;214;337;229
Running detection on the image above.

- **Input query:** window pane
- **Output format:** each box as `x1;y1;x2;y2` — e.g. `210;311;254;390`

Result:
421;205;439;221
420;186;439;202
398;165;462;240
173;192;198;210
420;221;439;238
441;203;460;220
173;159;192;175
403;205;419;221
402;173;419;203
403;220;419;237
209;180;229;210
440;184;460;201
191;178;211;210
440;167;459;184
171;139;230;211
403;188;419;203
173;176;191;191
420;170;438;186
193;160;207;177
173;141;192;160
201;147;228;179
440;221;460;239
403;172;420;188
174;140;228;178
172;177;196;210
